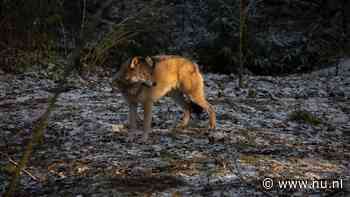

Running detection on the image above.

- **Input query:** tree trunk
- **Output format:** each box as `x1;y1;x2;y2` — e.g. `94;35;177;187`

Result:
239;0;248;88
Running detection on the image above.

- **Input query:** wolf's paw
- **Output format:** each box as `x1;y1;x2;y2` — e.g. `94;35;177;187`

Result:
175;121;189;129
139;133;150;144
126;129;142;142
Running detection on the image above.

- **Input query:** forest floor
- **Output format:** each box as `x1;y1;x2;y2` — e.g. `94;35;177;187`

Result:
1;60;350;196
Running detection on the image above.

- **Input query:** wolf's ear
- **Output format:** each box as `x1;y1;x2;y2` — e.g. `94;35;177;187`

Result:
145;56;154;68
130;57;139;68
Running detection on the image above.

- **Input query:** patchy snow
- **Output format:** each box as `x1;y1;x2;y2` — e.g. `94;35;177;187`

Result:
1;63;349;196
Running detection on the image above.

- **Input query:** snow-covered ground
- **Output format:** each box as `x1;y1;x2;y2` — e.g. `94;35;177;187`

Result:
1;61;349;196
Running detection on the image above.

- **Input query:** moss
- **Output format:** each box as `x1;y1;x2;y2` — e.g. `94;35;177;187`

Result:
247;88;257;98
159;150;180;161
239;154;273;165
1;163;16;175
289;110;322;126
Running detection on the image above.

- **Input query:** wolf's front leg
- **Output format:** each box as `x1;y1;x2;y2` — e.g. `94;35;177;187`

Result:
127;102;141;142
142;100;153;142
128;102;137;129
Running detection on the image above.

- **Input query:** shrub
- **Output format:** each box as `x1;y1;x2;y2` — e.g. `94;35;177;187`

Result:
289;110;322;126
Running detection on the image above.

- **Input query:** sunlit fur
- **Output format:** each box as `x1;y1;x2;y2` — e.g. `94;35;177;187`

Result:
113;55;216;142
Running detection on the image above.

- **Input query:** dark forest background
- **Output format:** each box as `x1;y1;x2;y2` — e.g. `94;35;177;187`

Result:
1;0;349;76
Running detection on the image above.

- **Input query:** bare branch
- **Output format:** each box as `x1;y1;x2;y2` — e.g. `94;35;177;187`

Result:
0;152;41;182
4;1;114;196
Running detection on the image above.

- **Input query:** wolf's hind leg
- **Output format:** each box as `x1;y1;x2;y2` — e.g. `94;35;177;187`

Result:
188;91;216;129
170;91;191;128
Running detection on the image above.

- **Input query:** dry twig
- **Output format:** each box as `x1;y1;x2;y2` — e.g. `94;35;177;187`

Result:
0;152;40;182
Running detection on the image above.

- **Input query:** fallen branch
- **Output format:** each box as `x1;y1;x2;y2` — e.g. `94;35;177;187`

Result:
0;152;40;182
8;157;40;182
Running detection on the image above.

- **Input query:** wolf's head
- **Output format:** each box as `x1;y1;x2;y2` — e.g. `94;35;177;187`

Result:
124;56;154;83
112;56;156;91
